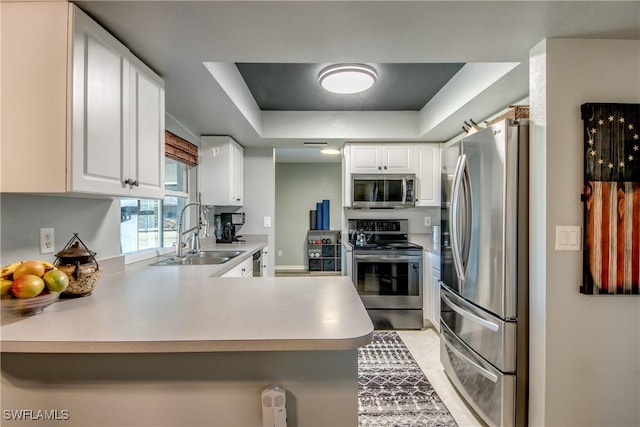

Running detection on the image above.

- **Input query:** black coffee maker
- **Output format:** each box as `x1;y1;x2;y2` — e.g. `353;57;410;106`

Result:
215;212;245;243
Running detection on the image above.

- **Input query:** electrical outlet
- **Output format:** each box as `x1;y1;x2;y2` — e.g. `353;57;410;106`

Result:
40;228;54;254
264;216;272;227
424;217;432;226
278;250;283;257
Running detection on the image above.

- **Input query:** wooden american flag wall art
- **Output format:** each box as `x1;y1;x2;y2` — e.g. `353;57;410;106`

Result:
581;103;640;295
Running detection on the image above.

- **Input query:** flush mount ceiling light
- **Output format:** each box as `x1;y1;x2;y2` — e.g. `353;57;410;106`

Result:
318;64;377;94
320;148;341;155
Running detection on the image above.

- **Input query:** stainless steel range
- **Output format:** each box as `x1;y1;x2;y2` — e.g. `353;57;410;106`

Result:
348;219;423;329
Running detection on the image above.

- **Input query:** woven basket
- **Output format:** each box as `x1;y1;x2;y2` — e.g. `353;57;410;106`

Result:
485;105;530;126
57;263;101;297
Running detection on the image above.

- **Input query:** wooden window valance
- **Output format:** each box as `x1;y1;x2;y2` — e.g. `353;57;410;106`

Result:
165;130;198;167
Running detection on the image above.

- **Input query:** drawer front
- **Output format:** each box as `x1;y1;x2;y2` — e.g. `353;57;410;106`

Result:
440;323;515;427
440;285;516;372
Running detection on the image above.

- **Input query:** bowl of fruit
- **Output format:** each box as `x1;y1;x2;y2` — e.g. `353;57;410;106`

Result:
1;260;69;316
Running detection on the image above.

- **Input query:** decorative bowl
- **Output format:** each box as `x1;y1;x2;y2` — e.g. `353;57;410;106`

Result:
1;292;60;316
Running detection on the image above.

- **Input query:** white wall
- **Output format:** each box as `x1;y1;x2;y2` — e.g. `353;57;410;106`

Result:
242;147;276;276
0;194;121;264
529;39;640;427
275;163;342;269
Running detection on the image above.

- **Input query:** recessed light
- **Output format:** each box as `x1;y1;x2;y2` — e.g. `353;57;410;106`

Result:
318;64;377;95
320;148;341;155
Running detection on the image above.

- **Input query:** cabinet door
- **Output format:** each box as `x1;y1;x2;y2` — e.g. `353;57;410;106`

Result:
414;144;441;206
431;269;441;332
342;145;352;207
129;58;165;199
231;143;244;205
429;252;441;332
350;145;382;173
71;8;130;195
200;137;244;206
422;252;431;324
222;257;252;278
384;144;414;173
261;248;269;277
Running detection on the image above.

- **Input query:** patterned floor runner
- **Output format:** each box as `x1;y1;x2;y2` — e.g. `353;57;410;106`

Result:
358;331;458;427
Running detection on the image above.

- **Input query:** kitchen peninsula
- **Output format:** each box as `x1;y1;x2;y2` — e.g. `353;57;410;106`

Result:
1;241;373;427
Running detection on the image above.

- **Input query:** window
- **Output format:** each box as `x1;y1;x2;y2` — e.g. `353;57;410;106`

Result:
120;158;191;255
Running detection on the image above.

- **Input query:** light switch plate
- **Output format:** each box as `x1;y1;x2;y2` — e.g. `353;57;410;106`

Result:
555;225;581;251
264;216;272;227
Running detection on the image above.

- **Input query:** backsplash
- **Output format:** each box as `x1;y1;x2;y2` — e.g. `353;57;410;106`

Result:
0;194;121;265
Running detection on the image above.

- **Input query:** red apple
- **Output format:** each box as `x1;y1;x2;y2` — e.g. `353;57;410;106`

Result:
11;274;45;298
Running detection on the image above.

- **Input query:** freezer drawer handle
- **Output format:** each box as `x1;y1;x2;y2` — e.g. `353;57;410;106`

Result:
443;333;499;383
442;294;500;332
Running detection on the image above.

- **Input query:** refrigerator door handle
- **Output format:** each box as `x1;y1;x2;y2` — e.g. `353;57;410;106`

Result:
442;331;499;383
450;154;467;281
442;294;500;332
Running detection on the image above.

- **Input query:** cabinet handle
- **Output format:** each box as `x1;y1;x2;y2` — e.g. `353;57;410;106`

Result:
384;165;387;170
123;179;139;188
378;166;382;170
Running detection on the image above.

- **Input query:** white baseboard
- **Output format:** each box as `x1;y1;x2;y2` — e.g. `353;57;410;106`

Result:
275;265;306;271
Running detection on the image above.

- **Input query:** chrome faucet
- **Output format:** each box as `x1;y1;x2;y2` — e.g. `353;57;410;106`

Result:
176;202;208;257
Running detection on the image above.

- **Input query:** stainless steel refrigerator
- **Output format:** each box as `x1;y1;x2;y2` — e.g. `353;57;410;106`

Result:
439;119;529;427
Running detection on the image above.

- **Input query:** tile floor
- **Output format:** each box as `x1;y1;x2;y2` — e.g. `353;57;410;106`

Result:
397;328;486;427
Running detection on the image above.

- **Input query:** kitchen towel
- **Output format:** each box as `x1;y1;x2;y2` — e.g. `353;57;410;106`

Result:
322;199;330;230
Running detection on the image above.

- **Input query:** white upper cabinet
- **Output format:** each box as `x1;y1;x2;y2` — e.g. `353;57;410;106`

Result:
127;57;165;199
199;136;244;206
349;144;414;174
414;144;441;206
1;3;165;198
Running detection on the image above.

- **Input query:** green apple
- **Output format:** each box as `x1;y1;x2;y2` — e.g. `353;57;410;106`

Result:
10;274;45;298
43;269;69;293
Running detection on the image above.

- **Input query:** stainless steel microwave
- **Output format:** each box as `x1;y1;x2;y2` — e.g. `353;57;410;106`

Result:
351;174;416;208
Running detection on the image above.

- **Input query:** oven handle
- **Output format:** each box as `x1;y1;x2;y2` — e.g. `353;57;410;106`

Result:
354;254;422;262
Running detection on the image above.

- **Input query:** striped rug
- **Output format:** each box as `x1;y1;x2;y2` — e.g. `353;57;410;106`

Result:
358;331;457;427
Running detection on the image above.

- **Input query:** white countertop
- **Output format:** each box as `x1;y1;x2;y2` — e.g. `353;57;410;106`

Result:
0;236;373;353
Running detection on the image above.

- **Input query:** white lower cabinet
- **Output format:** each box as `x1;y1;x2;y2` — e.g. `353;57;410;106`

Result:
423;251;441;331
222;256;253;278
261;248;269;277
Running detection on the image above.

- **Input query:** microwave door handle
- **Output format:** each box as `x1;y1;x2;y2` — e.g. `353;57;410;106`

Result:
450;154;466;281
402;177;407;205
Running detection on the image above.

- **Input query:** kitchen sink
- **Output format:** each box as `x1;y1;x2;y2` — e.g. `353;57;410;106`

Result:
149;250;245;266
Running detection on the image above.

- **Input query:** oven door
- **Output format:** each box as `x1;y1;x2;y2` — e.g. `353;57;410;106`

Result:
353;252;422;309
